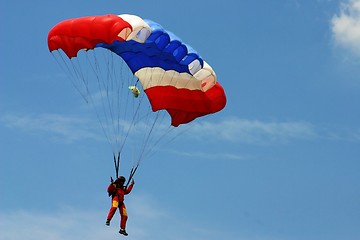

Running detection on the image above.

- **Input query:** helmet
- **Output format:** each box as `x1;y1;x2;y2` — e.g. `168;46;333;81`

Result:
117;176;126;183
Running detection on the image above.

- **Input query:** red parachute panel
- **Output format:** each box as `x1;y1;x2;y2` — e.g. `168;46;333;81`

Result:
48;14;131;58
145;82;226;127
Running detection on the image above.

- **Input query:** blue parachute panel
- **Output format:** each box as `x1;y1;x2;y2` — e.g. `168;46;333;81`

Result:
96;19;204;74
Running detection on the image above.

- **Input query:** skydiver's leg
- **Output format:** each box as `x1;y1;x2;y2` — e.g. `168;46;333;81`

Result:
119;203;128;230
106;199;119;224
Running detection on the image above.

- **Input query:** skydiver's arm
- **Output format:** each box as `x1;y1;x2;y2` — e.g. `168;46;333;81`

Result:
125;180;135;194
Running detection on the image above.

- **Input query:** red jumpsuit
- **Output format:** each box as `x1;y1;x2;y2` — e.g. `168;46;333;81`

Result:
107;182;134;230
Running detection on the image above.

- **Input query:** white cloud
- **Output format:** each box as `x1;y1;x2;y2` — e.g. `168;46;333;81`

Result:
189;118;317;144
0;195;239;240
3;113;358;150
331;0;360;55
1;113;101;143
0;207;112;240
166;148;251;161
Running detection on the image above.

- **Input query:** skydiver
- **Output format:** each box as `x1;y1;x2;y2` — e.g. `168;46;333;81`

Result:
106;176;135;236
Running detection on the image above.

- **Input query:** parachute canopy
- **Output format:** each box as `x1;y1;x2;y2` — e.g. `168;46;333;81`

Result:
48;14;226;127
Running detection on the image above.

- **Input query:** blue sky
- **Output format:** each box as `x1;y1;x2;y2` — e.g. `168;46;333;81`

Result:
1;0;360;239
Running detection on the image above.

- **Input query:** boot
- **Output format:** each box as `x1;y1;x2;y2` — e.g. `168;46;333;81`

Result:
119;229;128;236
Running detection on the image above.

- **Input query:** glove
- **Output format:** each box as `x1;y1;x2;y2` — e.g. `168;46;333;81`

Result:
131;179;135;185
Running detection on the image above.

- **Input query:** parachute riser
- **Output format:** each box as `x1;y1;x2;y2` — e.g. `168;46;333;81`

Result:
113;152;121;179
112;153;138;188
125;164;139;189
